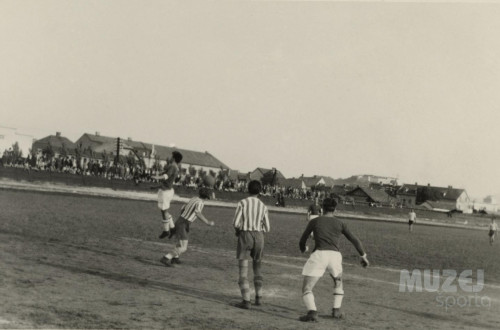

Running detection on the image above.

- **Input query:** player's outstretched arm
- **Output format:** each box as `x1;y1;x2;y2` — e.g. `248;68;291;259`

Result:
343;226;369;267
195;211;215;226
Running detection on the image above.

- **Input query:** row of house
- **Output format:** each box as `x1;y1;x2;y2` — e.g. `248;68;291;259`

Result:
31;131;230;176
4;128;497;214
243;168;496;214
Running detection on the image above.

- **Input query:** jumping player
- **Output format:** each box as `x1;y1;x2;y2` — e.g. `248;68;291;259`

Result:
151;151;183;239
160;187;215;267
408;208;417;232
233;180;270;309
489;217;498;246
298;198;369;322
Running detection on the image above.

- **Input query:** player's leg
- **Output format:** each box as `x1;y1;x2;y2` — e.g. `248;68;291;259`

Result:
300;276;321;322
158;189;175;238
161;220;187;267
300;250;326;322
236;259;251;309
331;275;345;318
252;232;265;306
326;251;344;319
252;260;263;305
235;232;251;309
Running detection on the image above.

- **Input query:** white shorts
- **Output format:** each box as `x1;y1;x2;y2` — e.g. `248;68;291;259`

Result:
302;250;342;278
158;189;174;211
308;215;319;221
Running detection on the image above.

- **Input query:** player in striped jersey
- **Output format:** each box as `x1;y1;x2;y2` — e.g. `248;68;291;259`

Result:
160;187;215;267
233;180;270;309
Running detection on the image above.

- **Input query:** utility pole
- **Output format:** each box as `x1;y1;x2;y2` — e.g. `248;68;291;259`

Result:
115;137;121;165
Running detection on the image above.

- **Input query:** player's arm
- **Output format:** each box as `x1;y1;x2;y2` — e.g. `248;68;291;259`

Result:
262;207;270;233
342;225;369;267
195;210;214;226
233;202;243;236
299;221;314;253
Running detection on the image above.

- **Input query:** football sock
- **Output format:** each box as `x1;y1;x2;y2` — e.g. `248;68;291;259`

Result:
162;220;170;232
168;216;175;229
238;262;251;301
303;291;317;311
333;277;344;309
253;260;263;297
165;253;173;260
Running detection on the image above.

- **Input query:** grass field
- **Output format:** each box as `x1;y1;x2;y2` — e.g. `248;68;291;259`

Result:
0;189;499;329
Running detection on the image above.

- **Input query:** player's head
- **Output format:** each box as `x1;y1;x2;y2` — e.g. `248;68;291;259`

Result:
172;151;183;163
248;180;262;195
322;198;338;213
199;187;211;200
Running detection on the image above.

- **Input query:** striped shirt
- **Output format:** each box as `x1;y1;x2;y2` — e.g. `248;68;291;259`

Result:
180;197;205;222
233;196;270;232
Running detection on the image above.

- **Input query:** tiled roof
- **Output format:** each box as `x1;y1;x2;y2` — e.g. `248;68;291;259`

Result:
347;186;394;203
416;185;465;201
33;134;76;150
79;133;229;169
279;178;305;189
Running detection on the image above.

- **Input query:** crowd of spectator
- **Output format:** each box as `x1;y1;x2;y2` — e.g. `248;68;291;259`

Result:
2;150;331;203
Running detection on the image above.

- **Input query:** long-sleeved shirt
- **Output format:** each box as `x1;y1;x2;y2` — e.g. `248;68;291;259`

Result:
299;215;365;255
233;196;270;232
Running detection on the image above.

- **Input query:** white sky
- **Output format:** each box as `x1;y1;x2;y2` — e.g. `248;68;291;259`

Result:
2;1;500;200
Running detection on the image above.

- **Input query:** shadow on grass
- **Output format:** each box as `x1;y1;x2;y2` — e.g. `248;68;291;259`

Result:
36;260;301;321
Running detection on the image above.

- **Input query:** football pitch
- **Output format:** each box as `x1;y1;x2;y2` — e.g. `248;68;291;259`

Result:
0;189;499;329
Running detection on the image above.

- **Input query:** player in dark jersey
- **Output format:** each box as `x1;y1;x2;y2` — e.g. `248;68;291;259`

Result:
298;198;369;322
307;197;323;221
151;151;183;238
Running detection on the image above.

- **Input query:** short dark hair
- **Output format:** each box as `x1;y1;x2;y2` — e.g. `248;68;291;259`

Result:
248;180;262;195
172;151;183;163
199;187;211;200
322;198;338;213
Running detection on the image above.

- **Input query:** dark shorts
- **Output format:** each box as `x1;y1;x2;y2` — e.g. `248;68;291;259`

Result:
175;217;191;240
236;231;265;261
489;230;495;237
409;220;415;225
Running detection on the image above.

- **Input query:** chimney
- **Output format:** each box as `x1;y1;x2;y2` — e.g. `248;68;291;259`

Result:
95;131;100;136
56;132;61;137
127;137;132;141
415;182;418;186
427;183;430;187
448;185;453;189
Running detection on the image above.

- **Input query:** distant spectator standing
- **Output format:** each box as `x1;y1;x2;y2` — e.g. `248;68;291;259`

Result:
408;209;417;232
489;217;498;245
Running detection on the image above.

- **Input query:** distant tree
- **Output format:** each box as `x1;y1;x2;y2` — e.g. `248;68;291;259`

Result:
60;143;68;158
188;165;197;177
42;143;55;160
126;151;136;168
11;142;23;163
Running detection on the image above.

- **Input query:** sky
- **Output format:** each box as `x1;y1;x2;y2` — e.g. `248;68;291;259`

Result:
1;0;500;200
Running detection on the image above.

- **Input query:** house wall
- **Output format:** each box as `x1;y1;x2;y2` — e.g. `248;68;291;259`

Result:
456;191;472;212
397;194;417;207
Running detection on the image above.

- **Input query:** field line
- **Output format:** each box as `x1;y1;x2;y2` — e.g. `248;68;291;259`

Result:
118;237;500;294
1;179;490;231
